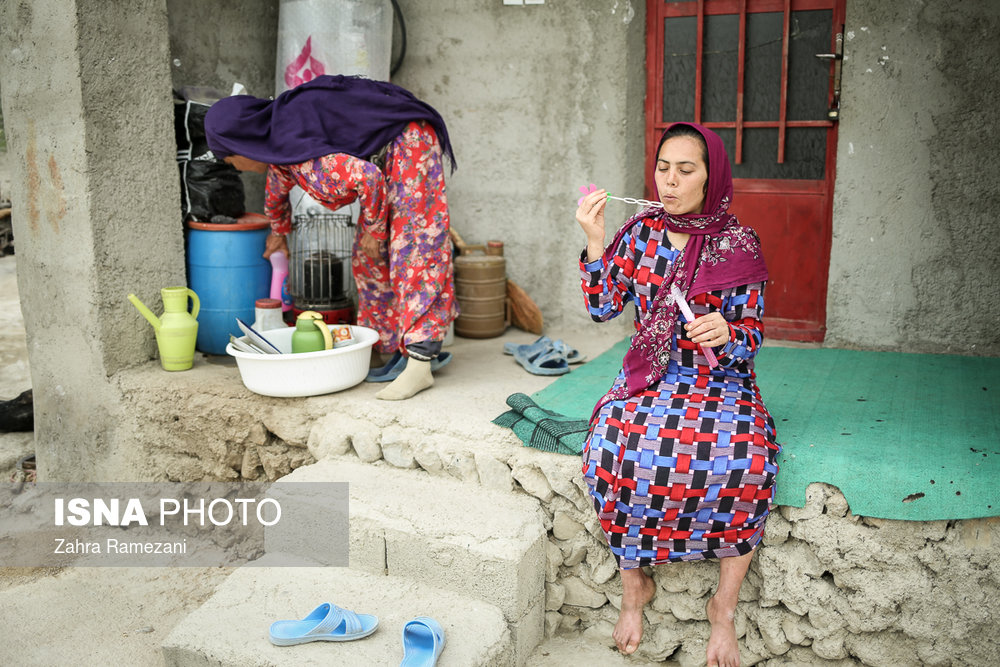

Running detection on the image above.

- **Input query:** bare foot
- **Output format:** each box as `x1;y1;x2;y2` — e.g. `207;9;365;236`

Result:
613;568;655;655
706;595;740;667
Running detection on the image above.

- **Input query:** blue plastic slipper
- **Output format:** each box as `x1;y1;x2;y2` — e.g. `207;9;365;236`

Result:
502;335;552;358
399;616;445;667
556;340;586;364
513;341;570;376
431;352;453;374
268;603;378;646
366;351;407;382
504;336;585;365
365;352;454;383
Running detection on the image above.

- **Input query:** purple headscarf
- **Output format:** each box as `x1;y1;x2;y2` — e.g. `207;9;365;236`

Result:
592;122;768;420
203;75;456;170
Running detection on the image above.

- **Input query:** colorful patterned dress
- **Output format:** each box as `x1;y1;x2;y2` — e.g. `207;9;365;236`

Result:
265;120;458;355
581;216;780;568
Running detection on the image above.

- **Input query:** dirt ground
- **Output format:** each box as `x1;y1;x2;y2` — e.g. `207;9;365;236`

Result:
0;255;237;666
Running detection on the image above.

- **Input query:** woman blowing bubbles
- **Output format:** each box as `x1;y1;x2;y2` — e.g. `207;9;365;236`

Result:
576;123;779;667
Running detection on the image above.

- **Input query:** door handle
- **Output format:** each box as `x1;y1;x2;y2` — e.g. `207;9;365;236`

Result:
815;31;844;121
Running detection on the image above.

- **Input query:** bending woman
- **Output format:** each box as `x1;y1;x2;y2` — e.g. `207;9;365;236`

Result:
205;75;458;400
576;122;779;667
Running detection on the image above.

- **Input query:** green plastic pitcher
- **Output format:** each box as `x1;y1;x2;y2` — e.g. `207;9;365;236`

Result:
128;287;200;371
291;310;333;354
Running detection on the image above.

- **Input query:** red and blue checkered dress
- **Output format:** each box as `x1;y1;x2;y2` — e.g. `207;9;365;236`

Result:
581;217;779;568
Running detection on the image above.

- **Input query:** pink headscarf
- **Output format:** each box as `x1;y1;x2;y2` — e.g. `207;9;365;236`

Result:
592;122;768;420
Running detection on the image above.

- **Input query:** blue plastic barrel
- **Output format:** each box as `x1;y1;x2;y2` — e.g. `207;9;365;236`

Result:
186;215;271;354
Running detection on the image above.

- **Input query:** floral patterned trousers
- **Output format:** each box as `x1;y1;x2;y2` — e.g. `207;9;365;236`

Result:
352;121;458;356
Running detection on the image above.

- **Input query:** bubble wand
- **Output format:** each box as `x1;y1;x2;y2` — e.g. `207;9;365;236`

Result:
604;194;664;209
577;184;664;209
670;284;719;368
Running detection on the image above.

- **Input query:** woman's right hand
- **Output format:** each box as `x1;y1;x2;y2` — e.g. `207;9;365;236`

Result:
576;188;608;262
359;231;382;258
262;232;289;260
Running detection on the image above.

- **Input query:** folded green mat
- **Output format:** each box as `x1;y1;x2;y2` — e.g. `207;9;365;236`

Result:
492;393;589;457
494;339;1000;521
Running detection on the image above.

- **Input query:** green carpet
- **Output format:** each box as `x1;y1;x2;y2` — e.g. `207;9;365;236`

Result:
497;339;1000;521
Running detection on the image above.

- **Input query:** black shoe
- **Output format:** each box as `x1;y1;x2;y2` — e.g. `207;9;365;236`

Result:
0;389;33;432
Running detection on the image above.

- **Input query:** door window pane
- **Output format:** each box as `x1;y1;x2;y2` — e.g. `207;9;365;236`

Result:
662;16;696;122
788;10;832;120
744;12;783;122
658;6;833;179
703;14;739;123
715;128;826;180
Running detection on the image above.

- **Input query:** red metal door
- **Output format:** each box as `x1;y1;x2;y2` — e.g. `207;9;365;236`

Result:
646;0;845;341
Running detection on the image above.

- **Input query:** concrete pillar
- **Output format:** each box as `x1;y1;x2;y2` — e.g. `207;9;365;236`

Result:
0;0;183;480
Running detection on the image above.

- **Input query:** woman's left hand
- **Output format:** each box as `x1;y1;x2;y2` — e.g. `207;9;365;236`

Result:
360;232;382;258
684;312;730;348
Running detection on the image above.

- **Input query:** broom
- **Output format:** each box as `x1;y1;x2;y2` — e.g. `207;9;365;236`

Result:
449;229;544;335
506;279;543;334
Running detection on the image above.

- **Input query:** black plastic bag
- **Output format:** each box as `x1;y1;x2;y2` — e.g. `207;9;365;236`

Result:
175;99;213;160
175;97;245;222
180;159;245;222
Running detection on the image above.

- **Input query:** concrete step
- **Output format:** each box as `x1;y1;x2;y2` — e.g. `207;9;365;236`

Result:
162;562;513;666
525;636;670;667
164;458;549;666
268;457;549;663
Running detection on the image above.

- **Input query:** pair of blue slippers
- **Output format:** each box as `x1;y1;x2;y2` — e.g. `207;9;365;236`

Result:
503;335;585;376
365;351;453;382
269;603;445;665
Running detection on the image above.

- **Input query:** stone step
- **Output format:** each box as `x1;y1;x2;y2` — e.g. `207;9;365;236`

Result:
268;457;549;664
162;561;513;666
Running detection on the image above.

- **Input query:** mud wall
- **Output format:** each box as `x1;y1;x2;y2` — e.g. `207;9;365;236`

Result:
390;0;646;334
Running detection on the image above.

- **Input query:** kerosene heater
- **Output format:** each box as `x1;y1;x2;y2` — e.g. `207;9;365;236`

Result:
287;205;357;324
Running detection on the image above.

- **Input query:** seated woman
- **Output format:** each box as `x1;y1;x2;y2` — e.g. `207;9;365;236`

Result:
576;122;779;666
205;75;458;400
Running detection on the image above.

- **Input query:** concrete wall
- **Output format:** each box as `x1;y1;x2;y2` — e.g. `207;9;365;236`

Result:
828;0;1000;355
391;0;645;334
396;0;1000;352
162;0;999;352
166;0;278;213
163;0;643;336
0;0;183;480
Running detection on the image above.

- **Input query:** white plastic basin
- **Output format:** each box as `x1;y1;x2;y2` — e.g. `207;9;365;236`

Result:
225;324;378;397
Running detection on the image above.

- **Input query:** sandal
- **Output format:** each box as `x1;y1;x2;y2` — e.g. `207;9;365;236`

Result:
365;351;453;383
400;616;445;666
504;336;585;366
268;603;378;646
512;339;570;376
502;335;552;359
